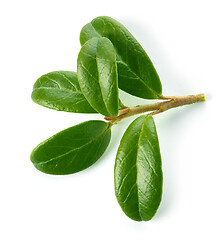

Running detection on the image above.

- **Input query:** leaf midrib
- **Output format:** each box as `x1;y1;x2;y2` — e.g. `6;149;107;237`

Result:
90;22;160;98
135;117;146;220
33;126;109;166
136;117;159;220
117;60;158;97
96;40;111;116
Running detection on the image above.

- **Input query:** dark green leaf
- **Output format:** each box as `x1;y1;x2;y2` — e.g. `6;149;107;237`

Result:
114;115;163;221
31;71;96;113
30;120;111;175
77;37;119;117
80;16;162;99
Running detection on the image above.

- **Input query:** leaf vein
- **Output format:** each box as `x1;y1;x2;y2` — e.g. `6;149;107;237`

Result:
34;129;108;166
55;72;79;91
117;164;136;196
44;75;62;88
122;182;137;204
139;146;158;177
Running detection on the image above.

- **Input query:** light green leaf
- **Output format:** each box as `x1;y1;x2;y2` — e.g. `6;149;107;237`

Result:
30;120;111;175
114;115;163;221
77;37;119;117
31;71;96;113
80;16;162;99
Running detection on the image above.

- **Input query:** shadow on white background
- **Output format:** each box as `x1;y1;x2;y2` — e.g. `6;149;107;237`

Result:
0;1;218;239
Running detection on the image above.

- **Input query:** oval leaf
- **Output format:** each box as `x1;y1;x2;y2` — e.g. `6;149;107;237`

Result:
80;16;162;99
114;115;163;221
31;71;96;113
77;37;119;117
31;120;111;175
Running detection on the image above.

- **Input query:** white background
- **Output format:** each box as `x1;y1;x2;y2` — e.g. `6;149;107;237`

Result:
1;0;218;239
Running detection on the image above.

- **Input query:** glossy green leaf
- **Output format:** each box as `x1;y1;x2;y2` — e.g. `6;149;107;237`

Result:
31;71;96;113
77;37;119;117
114;115;163;221
80;16;162;99
30;120;111;175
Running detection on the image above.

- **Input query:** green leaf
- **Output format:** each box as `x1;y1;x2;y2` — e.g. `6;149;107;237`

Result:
31;71;96;113
77;37;119;117
114;115;163;221
80;16;162;99
30;120;111;175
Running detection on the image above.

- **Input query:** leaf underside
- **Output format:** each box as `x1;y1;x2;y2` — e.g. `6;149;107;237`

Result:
114;115;163;221
80;16;162;99
30;120;111;175
77;37;119;117
31;71;96;113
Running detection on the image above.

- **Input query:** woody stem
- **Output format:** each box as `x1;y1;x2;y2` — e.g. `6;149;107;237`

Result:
105;93;205;123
